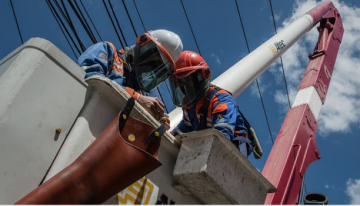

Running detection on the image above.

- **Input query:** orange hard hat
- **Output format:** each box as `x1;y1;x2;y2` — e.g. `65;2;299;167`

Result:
169;51;212;107
174;51;211;79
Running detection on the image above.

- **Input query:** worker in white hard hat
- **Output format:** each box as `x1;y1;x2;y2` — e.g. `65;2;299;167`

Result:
78;29;183;128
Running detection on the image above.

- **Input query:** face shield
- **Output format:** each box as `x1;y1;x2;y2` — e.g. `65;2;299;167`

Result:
169;69;210;107
134;33;176;93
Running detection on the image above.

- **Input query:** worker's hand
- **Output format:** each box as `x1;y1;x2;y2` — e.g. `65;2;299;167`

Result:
137;95;164;121
160;114;170;130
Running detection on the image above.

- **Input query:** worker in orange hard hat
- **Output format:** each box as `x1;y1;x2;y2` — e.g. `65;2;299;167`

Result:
78;29;183;128
169;51;262;158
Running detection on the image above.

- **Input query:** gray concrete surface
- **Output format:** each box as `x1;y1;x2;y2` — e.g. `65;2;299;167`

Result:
173;129;276;204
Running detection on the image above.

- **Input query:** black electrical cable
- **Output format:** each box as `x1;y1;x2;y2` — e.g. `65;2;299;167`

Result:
52;0;85;52
269;0;291;109
47;0;82;55
235;0;275;144
79;0;103;41
46;0;78;58
59;0;86;52
73;0;93;34
69;0;97;43
132;0;146;32
102;0;124;48
122;0;137;37
10;0;23;44
107;0;128;47
180;0;202;56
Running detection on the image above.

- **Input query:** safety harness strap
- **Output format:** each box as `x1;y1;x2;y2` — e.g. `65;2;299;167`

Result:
199;88;219;130
198;85;263;159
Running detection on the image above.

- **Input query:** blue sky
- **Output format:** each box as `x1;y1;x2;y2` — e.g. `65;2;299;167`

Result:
1;0;360;204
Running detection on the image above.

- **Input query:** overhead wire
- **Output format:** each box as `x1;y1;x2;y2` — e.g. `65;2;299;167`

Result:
46;0;82;55
268;0;291;109
69;0;97;44
10;0;23;44
179;0;202;56
58;0;86;51
79;0;103;41
127;0;170;113
122;0;138;37
234;0;275;145
46;0;78;58
132;0;146;32
56;0;86;52
102;0;125;48
107;0;128;47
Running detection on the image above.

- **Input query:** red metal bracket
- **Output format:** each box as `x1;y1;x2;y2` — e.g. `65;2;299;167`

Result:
262;105;320;204
299;7;344;104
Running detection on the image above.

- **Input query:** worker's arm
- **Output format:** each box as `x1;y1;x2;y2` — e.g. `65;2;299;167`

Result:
210;93;247;142
171;110;194;136
77;42;140;100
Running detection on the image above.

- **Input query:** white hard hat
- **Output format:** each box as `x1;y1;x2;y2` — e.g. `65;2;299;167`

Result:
148;29;183;62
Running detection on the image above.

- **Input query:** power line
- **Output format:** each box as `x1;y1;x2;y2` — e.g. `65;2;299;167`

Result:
79;0;103;41
235;0;275;144
56;0;86;52
10;0;23;44
107;0;128;47
102;0;124;48
133;0;146;32
122;0;138;37
46;0;78;58
68;0;97;44
180;0;202;56
46;0;82;55
268;0;291;108
70;0;97;43
58;0;86;52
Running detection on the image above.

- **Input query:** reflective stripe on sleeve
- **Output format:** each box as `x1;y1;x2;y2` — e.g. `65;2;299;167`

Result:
175;127;184;135
213;123;234;133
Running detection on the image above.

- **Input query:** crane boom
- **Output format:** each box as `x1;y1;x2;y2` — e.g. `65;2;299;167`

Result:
262;1;344;204
169;1;343;204
169;1;341;131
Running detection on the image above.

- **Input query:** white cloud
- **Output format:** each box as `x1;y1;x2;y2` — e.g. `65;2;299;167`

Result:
346;178;360;204
209;53;221;66
249;75;271;98
270;13;282;22
324;184;335;189
272;0;360;136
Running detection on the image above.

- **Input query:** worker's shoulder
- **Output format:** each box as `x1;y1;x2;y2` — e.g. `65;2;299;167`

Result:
210;89;235;106
212;86;232;99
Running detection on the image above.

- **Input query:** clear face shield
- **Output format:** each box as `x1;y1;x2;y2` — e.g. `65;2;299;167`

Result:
134;33;176;93
169;70;210;107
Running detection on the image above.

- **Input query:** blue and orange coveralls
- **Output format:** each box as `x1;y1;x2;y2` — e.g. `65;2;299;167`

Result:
171;86;250;148
78;41;141;100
